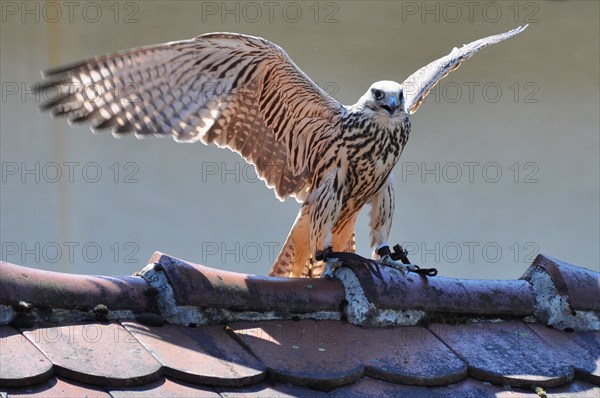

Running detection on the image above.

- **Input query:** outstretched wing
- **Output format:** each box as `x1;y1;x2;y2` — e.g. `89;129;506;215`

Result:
402;25;527;115
35;33;345;202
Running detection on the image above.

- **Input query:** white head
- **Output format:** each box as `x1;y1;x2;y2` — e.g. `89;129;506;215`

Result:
355;80;405;118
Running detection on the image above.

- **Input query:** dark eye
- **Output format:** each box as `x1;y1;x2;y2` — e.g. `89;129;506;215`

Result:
398;91;404;102
371;89;384;100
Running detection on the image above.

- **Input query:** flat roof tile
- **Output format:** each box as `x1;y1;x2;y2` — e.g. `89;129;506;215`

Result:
230;320;363;391
430;321;574;388
121;322;265;387
21;323;162;387
0;326;53;388
327;322;468;386
2;376;109;397
328;377;433;397
109;377;220;398
216;381;328;397
527;324;600;384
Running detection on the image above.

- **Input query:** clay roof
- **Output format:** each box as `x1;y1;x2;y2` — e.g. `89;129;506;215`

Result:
1;253;599;397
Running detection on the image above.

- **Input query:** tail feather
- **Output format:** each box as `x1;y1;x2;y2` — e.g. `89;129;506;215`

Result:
269;207;311;277
269;209;359;278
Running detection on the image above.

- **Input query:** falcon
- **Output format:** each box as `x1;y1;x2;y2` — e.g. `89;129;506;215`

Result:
35;25;528;278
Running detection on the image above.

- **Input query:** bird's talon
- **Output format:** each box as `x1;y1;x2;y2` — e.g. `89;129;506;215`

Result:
376;255;437;277
320;259;339;279
377;255;411;274
320;270;334;279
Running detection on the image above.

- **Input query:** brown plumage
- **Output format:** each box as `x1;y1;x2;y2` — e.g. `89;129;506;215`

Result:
35;26;527;277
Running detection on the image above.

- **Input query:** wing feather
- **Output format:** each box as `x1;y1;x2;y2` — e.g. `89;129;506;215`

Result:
35;33;343;201
402;25;527;114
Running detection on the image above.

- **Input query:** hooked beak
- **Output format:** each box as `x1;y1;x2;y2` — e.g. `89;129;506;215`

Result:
381;96;398;116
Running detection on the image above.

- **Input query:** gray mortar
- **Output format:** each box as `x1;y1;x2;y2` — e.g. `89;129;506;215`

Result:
528;269;600;331
139;262;200;324
335;267;426;326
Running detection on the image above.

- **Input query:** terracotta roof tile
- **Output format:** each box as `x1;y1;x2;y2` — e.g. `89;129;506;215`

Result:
539;381;600;397
0;326;53;388
330;322;467;386
0;262;151;313
431;378;517;397
21;323;162;387
527;324;600;384
230;320;363;391
3;377;109;398
331;375;600;397
330;377;547;397
121;322;265;387
430;320;574;388
148;252;345;313
215;381;327;397
338;261;534;316
521;254;600;331
109;378;220;397
525;254;600;312
328;376;435;397
1;253;599;396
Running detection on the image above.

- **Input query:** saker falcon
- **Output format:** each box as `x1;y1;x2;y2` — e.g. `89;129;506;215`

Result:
35;25;528;278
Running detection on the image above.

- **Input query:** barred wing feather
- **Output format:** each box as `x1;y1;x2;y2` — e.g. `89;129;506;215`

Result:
402;25;527;114
36;33;345;202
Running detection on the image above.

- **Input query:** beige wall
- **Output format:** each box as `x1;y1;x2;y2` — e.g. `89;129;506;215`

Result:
1;1;598;279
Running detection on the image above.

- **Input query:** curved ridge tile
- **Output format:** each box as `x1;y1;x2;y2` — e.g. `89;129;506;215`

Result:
524;254;600;312
328;322;467;386
430;321;574;388
0;326;53;388
2;376;109;397
149;252;344;312
527;324;600;384
0;261;151;311
21;323;162;387
109;377;220;397
522;255;600;331
121;322;265;387
229;320;363;391
340;261;534;315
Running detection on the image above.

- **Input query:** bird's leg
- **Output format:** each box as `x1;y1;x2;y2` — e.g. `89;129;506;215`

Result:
321;258;341;279
379;256;411;274
315;247;341;279
375;244;416;274
376;244;438;277
368;177;436;276
369;176;407;271
308;165;347;278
